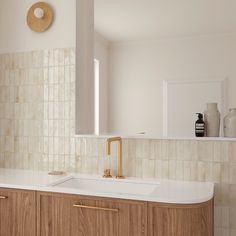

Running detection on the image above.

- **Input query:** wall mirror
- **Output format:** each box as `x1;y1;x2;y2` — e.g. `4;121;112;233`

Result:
76;0;236;138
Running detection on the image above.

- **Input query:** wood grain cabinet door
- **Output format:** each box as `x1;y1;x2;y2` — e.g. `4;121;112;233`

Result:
37;192;147;236
0;188;36;236
148;200;213;236
91;198;147;236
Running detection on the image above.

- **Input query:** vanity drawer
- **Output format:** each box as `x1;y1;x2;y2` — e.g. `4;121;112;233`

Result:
37;192;147;236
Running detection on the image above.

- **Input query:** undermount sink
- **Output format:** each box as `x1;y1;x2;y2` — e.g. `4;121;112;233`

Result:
51;177;158;196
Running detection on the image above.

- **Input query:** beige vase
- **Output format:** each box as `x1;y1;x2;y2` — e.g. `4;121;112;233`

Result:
224;108;236;137
204;103;221;137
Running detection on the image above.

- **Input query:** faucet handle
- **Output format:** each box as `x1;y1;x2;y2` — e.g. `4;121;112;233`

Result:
103;169;112;178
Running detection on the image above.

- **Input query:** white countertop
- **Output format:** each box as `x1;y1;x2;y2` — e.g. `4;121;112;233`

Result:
0;168;214;204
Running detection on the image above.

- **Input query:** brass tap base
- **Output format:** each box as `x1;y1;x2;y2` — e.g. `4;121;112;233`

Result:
103;175;112;178
116;176;125;179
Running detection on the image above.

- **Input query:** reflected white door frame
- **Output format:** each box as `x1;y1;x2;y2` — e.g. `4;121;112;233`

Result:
163;78;228;137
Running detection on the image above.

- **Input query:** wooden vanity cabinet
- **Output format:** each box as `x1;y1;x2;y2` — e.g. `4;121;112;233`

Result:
148;200;213;236
37;192;147;236
0;188;213;236
0;188;36;236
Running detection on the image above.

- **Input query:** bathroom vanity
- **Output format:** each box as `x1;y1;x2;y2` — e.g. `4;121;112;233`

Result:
0;188;213;236
0;169;214;236
37;192;213;236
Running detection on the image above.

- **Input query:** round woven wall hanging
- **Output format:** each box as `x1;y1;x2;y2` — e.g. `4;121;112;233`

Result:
27;2;54;33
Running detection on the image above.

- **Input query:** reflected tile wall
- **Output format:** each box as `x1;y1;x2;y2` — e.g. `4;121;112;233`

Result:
0;49;236;235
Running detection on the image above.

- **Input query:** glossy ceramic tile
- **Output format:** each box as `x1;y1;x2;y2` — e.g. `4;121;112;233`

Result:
0;49;235;233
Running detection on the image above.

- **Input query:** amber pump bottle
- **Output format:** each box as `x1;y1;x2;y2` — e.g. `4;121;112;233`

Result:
195;113;205;137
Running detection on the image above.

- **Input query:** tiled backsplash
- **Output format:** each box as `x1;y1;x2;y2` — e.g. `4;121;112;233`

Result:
0;49;235;235
0;48;76;170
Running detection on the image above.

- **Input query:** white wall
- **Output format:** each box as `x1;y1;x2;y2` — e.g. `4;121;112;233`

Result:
108;34;236;136
0;0;76;53
76;0;94;134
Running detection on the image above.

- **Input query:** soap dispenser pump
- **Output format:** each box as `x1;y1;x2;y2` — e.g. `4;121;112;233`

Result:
195;113;205;137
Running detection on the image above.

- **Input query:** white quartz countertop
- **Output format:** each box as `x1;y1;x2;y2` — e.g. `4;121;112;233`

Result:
0;168;214;204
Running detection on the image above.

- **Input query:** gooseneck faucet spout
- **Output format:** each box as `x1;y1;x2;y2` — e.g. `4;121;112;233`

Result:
106;137;124;179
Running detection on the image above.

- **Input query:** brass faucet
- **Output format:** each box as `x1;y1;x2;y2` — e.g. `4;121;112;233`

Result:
105;137;124;179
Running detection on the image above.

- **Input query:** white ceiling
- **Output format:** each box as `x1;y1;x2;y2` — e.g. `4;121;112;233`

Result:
94;0;236;42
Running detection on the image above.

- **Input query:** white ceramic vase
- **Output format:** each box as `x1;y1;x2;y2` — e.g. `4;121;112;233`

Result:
204;103;220;137
224;108;236;137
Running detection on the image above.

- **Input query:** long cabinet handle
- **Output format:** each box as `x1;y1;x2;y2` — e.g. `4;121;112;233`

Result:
0;196;8;199
73;204;119;213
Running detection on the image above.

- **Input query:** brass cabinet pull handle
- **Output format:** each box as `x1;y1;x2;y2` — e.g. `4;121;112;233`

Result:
0;196;8;199
73;204;119;213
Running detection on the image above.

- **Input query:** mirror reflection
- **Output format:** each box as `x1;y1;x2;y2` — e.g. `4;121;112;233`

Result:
93;0;236;137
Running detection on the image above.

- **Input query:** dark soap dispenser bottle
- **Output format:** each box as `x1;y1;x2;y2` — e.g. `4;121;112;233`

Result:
195;113;205;137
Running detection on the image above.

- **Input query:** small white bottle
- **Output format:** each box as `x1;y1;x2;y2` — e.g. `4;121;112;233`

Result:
224;108;236;137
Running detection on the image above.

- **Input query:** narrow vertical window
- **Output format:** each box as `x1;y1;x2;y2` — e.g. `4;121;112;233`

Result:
94;59;100;135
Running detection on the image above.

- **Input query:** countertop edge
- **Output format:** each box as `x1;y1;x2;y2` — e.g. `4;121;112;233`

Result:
0;182;214;205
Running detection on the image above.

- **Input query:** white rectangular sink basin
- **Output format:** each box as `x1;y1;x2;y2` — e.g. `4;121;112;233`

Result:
52;177;157;196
